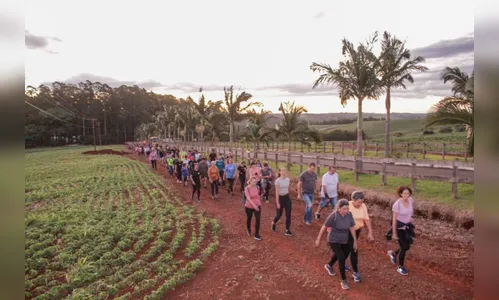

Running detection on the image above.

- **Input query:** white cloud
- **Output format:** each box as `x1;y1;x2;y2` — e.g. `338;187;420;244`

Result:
25;0;474;113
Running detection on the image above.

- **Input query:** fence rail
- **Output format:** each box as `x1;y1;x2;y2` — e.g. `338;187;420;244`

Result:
183;140;471;161
173;142;474;200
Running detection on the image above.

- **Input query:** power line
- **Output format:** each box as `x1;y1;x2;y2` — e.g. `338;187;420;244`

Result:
25;100;85;128
36;94;87;120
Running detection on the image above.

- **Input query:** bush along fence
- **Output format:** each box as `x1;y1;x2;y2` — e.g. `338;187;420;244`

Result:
176;142;474;200
185;140;472;162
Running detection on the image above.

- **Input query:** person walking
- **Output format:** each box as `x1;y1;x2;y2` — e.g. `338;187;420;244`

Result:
248;161;262;193
261;163;273;203
271;167;292;237
190;163;202;202
198;158;209;188
237;161;247;193
181;163;189;187
297;163;319;225
315;199;358;290
387;186;415;276
315;166;339;220
244;177;262;241
167;155;175;177
208;161;220;199
224;158;237;196
216;155;226;187
175;156;183;183
149;148;158;170
326;191;374;283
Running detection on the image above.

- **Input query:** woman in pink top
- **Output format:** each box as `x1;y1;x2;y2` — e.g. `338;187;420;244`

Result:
388;186;414;276
244;177;262;241
149;148;158;170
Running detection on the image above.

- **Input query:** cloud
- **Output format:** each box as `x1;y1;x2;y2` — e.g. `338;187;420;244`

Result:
411;33;474;59
165;82;226;93
25;30;61;53
314;11;326;19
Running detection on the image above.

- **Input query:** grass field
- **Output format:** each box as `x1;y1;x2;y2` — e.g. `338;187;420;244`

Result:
25;146;220;299
311;119;467;142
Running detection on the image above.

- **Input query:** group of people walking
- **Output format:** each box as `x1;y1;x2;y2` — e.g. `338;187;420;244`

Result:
130;143;416;291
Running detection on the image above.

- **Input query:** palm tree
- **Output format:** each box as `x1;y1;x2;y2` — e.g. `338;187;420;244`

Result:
310;33;382;156
188;88;207;143
424;67;474;156
242;109;274;150
378;31;428;157
275;101;321;150
222;85;262;144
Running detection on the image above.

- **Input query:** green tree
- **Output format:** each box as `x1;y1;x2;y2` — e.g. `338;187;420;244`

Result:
275;101;321;150
310;33;382;156
424;67;474;155
222;85;262;144
378;31;428;157
242;109;274;150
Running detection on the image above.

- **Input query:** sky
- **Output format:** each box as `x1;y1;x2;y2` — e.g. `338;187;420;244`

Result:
25;0;474;114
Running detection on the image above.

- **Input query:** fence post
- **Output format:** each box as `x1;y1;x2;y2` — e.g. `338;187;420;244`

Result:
352;143;355;155
275;153;279;169
300;154;303;173
316;156;320;175
341;142;345;155
301;143;303;153
422;143;426;159
323;142;326;153
315;142;317;153
451;159;458;199
375;143;379;157
235;148;238;162
381;160;387;186
277;141;279;151
406;143;410;158
354;155;359;181
333;157;337;167
287;153;291;171
464;147;468;162
247;150;251;161
331;142;334;154
442;143;446;160
411;159;417;191
264;151;267;161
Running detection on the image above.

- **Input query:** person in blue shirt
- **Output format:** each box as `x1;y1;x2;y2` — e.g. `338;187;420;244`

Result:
216;155;225;187
224;158;237;196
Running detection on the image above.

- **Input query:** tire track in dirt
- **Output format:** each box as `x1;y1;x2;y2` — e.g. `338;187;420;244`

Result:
127;152;473;300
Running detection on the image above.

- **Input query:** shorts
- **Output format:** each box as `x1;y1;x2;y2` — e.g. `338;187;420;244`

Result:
200;171;208;178
319;196;338;208
182;176;188;182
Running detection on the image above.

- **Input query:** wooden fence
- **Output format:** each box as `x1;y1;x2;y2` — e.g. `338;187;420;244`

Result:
175;142;474;199
185;140;471;162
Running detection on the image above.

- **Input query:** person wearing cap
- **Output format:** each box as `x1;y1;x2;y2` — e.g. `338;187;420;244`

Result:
315;166;339;220
315;199;358;290
326;191;373;283
271;167;293;237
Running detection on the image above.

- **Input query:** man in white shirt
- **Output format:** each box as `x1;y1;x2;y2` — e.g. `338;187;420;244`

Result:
315;165;339;220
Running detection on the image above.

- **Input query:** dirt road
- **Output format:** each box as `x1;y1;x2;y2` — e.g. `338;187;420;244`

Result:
128;153;474;300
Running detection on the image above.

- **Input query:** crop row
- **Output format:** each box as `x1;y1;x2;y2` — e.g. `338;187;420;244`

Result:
25;149;220;299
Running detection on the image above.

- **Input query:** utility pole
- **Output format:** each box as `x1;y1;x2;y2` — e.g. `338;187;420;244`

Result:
97;122;102;146
91;119;96;151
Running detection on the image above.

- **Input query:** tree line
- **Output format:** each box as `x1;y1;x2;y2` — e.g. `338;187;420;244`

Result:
25;30;474;156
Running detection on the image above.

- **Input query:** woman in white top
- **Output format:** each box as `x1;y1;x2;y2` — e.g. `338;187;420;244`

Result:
388;186;415;276
271;167;292;237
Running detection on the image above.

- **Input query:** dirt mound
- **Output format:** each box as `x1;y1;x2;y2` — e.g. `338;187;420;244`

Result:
82;149;127;155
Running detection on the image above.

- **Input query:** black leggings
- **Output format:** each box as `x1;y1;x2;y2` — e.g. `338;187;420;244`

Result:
219;171;225;186
239;176;246;192
151;160;157;170
210;181;219;197
227;178;235;193
328;243;351;280
394;230;411;267
273;194;292;230
330;229;361;273
263;181;271;200
191;182;201;199
245;206;261;235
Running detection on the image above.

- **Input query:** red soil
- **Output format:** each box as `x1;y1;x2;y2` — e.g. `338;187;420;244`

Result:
127;151;474;300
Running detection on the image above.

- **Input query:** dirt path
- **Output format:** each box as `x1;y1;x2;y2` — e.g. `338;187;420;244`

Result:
127;152;473;300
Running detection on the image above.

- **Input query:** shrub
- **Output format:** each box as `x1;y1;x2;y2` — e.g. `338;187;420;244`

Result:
438;126;453;133
322;130;368;141
393;132;404;137
422;128;434;135
454;124;466;132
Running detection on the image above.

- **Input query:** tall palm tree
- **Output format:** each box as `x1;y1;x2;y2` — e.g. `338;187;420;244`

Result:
378;31;428;157
424;67;474;155
188;88;207;143
275;101;321;150
242;109;274;150
310;33;382;156
222;85;262;144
